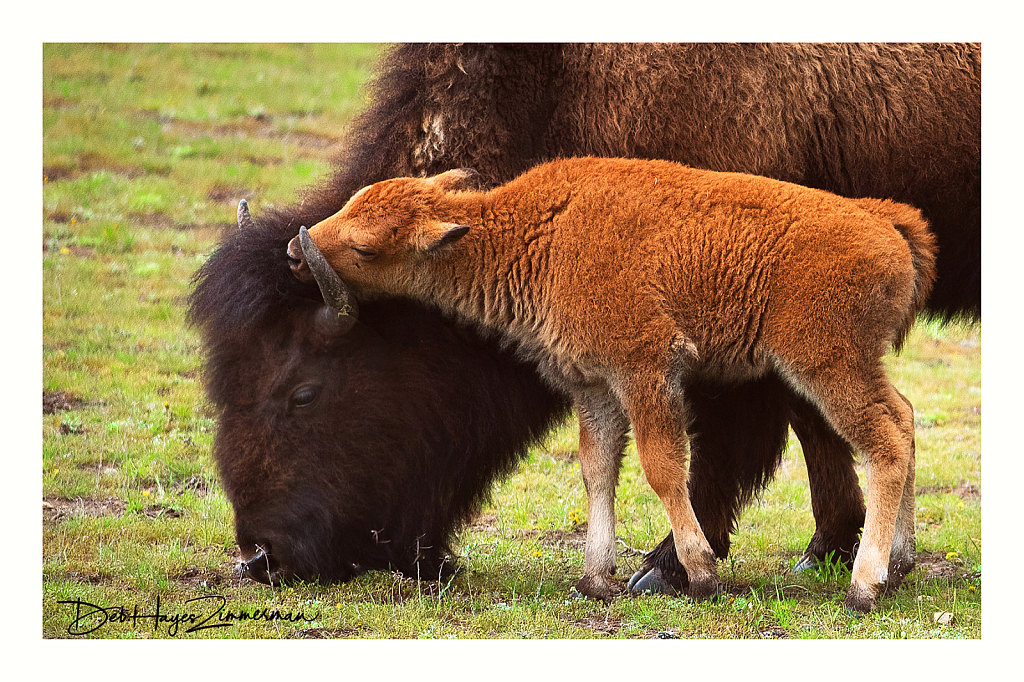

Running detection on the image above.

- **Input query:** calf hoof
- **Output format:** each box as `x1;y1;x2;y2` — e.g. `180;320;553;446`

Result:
574;574;622;602
883;555;916;593
844;583;878;614
626;566;678;597
685;572;719;601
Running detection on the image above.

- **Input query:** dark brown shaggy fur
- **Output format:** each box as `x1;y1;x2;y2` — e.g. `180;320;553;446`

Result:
190;44;978;595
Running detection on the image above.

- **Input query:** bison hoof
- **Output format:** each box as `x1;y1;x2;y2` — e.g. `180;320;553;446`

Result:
574;574;622;602
792;554;820;572
626;566;678;597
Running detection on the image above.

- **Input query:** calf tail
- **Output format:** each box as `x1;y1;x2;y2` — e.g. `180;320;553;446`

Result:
852;198;939;352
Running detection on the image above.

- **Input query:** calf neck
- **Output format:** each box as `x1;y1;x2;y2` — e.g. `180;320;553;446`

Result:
289;157;936;612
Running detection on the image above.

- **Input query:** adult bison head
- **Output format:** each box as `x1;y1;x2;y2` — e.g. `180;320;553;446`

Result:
190;201;567;585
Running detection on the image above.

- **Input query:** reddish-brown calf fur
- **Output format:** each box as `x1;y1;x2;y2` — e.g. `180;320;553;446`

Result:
293;157;937;612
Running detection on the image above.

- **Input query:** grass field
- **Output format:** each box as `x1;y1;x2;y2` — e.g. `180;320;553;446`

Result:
42;43;981;640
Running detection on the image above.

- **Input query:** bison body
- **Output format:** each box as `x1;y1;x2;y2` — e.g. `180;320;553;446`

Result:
190;44;979;596
294;157;937;611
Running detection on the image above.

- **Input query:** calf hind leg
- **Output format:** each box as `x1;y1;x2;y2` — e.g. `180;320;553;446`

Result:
795;368;916;613
629;377;791;595
884;391;917;591
626;381;718;600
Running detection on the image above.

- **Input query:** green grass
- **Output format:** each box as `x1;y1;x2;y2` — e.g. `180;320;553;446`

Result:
41;44;981;640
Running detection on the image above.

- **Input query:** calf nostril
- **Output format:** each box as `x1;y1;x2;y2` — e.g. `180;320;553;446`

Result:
287;236;314;283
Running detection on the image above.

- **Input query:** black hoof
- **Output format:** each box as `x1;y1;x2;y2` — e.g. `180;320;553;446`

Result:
626;566;678;596
792;554;820;572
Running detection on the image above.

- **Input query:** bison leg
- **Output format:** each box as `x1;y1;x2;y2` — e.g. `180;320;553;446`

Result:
625;377;718;601
572;391;629;601
788;394;865;571
628;377;792;595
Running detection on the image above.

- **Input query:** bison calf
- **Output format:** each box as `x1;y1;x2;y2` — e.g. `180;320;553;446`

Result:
287;157;936;613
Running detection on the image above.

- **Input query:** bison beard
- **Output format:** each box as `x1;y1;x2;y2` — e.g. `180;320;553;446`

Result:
190;43;978;592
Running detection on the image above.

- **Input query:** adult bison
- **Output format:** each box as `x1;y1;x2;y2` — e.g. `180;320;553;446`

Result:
190;43;980;595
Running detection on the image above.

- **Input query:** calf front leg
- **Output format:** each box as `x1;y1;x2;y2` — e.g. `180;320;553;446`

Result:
573;392;630;601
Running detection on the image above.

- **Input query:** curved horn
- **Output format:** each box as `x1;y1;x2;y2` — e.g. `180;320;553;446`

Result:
298;226;360;335
237;199;255;231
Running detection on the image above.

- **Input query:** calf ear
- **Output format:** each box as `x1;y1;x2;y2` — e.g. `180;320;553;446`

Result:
429;168;484;192
418;222;470;252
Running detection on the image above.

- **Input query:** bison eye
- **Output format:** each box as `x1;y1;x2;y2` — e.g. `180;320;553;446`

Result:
290;384;321;410
352;246;377;260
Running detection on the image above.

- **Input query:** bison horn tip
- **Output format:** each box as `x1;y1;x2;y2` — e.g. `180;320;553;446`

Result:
237;199;255;231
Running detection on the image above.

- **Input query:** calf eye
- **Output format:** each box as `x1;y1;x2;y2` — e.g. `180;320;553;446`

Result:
353;246;377;260
290;384;320;410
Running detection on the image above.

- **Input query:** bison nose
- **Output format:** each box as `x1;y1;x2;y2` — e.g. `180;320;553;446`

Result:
287;235;314;283
241;544;280;585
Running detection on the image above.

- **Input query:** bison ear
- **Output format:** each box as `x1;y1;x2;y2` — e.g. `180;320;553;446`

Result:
429;168;484;192
419;222;470;252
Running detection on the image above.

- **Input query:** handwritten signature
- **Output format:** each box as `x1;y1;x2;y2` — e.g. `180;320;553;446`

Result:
56;595;321;636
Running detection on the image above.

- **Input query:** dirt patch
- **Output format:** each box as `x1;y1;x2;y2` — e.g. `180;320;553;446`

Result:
142;504;185;519
44;391;84;414
77;462;119;477
174;475;209;496
43;167;76;183
174;565;233;589
245;155;284;168
147;113;341;153
917;484;980;501
61;571;116;586
127;212;176;230
535;525;588;549
576;612;622;636
467;513;499;534
45;153;152;182
291;627;360;639
44;495;126;523
43;496;187;523
43;93;79;110
79;151;141;176
916;552;980;584
206;184;254;205
760;626;790;639
44;211;84;224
